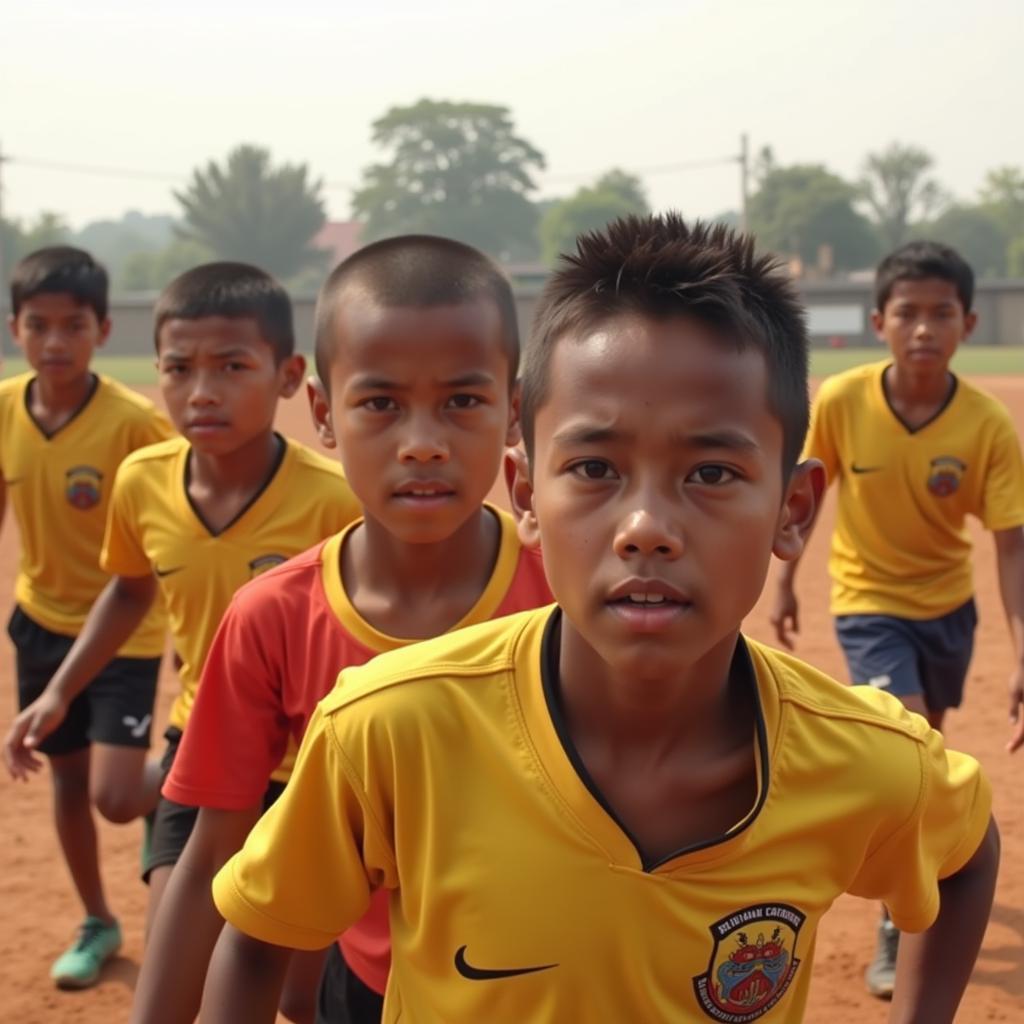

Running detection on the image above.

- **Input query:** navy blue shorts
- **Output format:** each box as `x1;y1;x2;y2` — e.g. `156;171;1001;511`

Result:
834;598;977;712
9;605;160;757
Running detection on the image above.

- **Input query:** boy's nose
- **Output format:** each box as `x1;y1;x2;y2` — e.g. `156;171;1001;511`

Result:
397;413;450;462
613;507;683;559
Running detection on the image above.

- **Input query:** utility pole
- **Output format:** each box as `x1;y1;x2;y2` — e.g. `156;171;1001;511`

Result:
739;132;750;235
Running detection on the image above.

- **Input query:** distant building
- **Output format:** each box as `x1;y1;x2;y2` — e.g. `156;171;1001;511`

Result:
313;221;364;268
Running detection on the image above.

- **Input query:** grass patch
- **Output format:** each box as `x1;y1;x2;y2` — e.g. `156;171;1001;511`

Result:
1;347;1019;387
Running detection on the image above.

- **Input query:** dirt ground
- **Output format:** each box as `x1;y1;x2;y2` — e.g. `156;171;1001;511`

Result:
1;377;1021;1022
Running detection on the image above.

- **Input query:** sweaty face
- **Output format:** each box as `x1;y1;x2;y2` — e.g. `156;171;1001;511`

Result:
525;314;790;684
157;316;295;455
872;278;975;373
10;293;109;385
324;299;518;545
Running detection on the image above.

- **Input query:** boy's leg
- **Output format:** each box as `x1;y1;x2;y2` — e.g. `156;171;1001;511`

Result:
10;607;122;987
917;598;978;736
281;950;330;1024
834;612;923;1000
87;654;162;823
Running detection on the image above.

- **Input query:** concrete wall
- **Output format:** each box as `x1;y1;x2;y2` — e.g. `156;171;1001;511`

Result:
14;280;1024;357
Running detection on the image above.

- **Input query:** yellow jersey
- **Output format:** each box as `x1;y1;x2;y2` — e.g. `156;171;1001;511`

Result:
804;361;1024;618
215;607;990;1023
0;373;173;657
101;434;360;732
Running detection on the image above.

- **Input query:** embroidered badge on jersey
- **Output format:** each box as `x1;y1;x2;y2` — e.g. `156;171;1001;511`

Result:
65;465;103;510
927;456;966;497
693;904;805;1022
248;554;287;578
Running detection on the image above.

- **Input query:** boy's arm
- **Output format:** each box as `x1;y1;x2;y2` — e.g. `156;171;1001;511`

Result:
200;927;293;1024
889;817;1000;1023
131;806;261;1024
994;526;1024;752
3;572;156;778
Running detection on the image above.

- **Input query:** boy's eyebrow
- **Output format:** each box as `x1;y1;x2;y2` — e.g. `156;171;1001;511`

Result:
682;429;761;452
552;423;761;452
440;371;497;388
349;370;498;391
551;424;626;447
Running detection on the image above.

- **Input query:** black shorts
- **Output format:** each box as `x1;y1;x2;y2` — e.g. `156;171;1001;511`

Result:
835;598;977;712
143;725;287;882
316;942;385;1024
9;605;160;757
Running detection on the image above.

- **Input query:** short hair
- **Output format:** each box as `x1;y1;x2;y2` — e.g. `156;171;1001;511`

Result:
154;262;294;361
10;246;109;321
521;213;810;474
313;235;519;388
874;240;975;313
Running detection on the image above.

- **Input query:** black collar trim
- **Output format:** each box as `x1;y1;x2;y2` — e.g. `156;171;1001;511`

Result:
881;364;958;435
24;373;100;441
539;609;770;872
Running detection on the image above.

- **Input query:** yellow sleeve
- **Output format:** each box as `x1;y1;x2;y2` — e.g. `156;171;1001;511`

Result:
847;725;992;933
801;382;839;484
137;407;176;448
212;702;396;951
981;411;1024;531
99;464;152;577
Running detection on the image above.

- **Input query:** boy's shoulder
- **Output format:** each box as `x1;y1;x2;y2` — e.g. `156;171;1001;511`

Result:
951;373;1018;428
93;374;163;421
283;437;348;481
116;434;188;476
320;605;548;718
229;539;330;616
814;360;885;406
0;371;33;404
747;637;932;745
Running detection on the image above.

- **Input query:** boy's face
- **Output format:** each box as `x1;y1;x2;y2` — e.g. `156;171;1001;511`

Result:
311;297;519;545
872;277;976;372
8;293;110;386
512;314;819;684
157;316;303;455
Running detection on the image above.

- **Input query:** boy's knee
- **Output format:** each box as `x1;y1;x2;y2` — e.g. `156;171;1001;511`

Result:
277;988;318;1024
92;785;139;824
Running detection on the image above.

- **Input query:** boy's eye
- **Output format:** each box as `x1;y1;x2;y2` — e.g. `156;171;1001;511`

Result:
363;396;398;412
570;459;618;481
446;394;481;410
687;465;736;485
224;361;247;372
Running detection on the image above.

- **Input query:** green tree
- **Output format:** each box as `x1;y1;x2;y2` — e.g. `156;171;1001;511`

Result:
120;238;214;292
748;164;879;271
861;143;946;250
922;205;1008;279
979;166;1024;238
539;170;649;264
175;145;327;280
352;99;545;263
2;212;71;281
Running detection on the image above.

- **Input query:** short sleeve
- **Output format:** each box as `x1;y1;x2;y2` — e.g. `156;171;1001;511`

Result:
847;727;992;932
980;412;1024;531
801;382;840;484
162;595;288;809
99;465;152;577
212;703;396;951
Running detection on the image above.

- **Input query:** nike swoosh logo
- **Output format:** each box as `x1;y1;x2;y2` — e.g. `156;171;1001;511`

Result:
850;464;883;474
154;565;185;578
454;945;557;981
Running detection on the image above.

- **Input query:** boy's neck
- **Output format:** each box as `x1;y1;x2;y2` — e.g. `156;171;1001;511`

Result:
342;505;500;640
186;431;284;534
28;370;96;432
885;360;955;412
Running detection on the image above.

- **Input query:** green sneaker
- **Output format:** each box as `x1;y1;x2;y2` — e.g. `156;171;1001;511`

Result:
50;917;122;990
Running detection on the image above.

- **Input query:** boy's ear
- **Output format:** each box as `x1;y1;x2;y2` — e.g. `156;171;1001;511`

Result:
505;380;522;447
773;458;826;562
506;447;540;549
96;317;112;348
307;376;336;449
869;308;885;342
278;354;306;398
963;310;978;338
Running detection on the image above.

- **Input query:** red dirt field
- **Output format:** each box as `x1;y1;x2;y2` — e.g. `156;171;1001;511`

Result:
1;378;1021;1023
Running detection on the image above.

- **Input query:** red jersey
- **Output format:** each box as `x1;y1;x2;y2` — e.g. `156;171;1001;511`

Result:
164;505;551;993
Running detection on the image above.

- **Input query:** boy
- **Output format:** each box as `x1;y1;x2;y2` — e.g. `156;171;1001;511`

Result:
1;246;173;988
771;240;1024;998
5;262;360;950
131;236;552;1024
202;216;998;1023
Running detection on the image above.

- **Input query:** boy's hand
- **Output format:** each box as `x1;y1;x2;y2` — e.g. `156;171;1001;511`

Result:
769;586;799;649
1006;664;1024;754
3;692;68;779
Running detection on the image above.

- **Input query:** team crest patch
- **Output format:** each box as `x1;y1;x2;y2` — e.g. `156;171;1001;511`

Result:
65;465;103;509
927;456;966;497
248;553;287;578
693;904;805;1022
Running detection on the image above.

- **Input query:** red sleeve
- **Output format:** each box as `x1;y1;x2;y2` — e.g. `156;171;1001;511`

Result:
162;589;291;810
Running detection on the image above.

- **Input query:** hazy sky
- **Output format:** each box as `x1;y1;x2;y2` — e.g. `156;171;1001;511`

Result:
3;0;1022;229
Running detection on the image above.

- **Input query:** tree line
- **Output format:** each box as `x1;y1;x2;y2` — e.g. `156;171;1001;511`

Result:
4;99;1023;290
